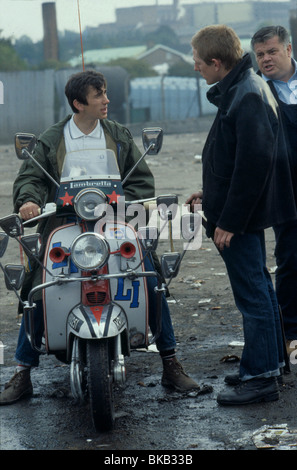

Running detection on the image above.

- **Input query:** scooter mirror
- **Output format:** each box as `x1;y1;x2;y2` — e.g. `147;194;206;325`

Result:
0;214;24;238
20;233;42;257
181;213;202;240
0;232;9;258
157;194;178;221
142;128;163;155
15;133;37;160
4;264;25;291
161;252;181;279
137;226;159;252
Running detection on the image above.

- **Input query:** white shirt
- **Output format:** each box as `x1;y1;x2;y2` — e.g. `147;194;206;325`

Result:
64;115;106;152
262;59;297;105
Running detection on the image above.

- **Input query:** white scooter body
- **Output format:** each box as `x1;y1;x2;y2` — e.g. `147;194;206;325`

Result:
0;128;171;432
43;220;149;356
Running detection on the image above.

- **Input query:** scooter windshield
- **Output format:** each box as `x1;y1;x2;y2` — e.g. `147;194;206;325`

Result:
60;149;121;183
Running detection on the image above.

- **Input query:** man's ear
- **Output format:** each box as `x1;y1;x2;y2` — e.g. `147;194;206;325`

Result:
212;58;222;71
73;99;84;113
286;43;292;58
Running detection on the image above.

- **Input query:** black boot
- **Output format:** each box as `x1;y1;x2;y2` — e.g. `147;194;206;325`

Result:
217;377;279;405
225;372;283;386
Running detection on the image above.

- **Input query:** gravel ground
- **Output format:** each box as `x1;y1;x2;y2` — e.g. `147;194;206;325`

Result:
0;128;296;452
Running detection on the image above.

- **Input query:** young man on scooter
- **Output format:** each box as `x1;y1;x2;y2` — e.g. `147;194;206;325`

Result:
0;70;206;405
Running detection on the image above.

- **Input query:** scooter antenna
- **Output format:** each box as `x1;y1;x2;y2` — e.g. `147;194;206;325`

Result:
77;0;85;71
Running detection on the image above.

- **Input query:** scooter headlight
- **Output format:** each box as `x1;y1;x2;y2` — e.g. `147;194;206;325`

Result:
71;233;109;270
74;188;107;221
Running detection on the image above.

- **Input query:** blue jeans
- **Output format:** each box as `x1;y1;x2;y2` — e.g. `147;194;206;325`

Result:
273;220;297;340
220;231;284;381
15;253;176;366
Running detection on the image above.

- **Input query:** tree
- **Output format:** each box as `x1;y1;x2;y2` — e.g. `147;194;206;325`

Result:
14;35;43;67
0;36;27;71
144;25;180;49
104;58;157;79
36;59;71;70
168;61;197;77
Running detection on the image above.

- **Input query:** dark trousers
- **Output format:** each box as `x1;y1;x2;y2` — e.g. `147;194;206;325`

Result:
274;219;297;340
220;230;284;380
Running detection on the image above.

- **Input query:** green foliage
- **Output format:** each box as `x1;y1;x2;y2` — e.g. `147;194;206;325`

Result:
14;35;43;66
168;61;196;77
144;25;180;50
3;24;187;75
35;59;72;70
12;23;184;67
0;37;27;71
104;58;157;78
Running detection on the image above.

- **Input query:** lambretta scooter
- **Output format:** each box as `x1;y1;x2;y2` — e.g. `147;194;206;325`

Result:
0;128;200;432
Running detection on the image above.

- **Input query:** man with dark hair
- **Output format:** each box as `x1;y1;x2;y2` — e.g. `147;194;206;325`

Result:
65;70;107;112
187;25;296;405
0;70;202;405
251;26;297;357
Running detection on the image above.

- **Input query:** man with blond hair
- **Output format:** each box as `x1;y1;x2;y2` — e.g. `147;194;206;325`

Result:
187;25;297;405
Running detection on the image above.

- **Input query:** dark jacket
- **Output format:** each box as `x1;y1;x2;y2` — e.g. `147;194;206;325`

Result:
258;73;297;205
13;116;154;213
12;116;155;300
202;53;297;235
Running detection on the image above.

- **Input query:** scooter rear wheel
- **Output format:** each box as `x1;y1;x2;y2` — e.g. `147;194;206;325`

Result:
86;339;115;432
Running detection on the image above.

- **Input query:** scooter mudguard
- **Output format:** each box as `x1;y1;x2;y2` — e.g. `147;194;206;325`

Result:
67;302;127;340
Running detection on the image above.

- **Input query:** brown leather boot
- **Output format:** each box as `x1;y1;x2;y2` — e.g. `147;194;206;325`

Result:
161;356;201;392
0;369;33;405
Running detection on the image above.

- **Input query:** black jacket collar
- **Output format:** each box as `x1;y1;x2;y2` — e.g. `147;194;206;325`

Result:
207;53;253;107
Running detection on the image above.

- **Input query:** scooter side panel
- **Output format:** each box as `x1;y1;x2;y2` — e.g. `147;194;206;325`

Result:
101;221;149;348
43;223;82;351
43;220;150;352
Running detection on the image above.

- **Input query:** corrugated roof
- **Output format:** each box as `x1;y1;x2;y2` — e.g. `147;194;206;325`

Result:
68;45;147;66
138;44;192;64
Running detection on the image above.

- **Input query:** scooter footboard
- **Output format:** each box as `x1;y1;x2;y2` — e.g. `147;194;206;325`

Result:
67;301;128;342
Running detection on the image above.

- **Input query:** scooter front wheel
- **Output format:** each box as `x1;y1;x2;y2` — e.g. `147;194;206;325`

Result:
86;338;115;432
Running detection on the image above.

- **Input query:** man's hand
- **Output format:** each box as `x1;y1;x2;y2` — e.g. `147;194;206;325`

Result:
185;191;203;212
19;202;40;221
214;227;234;251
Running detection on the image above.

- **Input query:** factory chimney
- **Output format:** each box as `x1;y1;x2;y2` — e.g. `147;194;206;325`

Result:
42;2;59;61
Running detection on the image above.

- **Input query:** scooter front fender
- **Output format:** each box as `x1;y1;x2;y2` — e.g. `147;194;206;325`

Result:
67;302;128;341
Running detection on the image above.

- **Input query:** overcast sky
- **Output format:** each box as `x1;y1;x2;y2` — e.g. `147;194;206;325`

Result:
1;0;179;41
0;0;289;42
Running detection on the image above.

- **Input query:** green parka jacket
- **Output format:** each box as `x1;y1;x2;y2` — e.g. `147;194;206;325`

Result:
13;116;155;303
